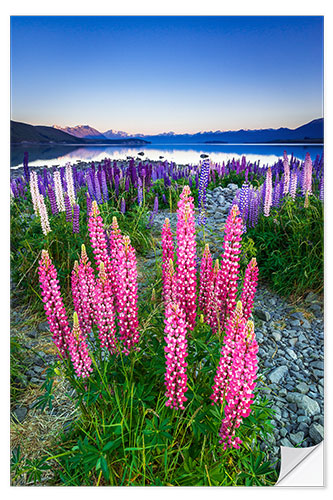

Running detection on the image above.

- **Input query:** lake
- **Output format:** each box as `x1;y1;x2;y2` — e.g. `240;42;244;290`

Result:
11;143;323;169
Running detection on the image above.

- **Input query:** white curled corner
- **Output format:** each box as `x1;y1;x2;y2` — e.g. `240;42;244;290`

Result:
275;442;324;486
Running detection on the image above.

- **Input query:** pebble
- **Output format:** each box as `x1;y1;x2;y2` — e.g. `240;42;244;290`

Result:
12;407;28;423
309;423;324;444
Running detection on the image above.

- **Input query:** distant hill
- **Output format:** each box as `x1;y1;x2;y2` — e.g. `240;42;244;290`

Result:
103;129;132;139
53;124;107;139
141;119;324;144
11;121;84;144
11;121;150;145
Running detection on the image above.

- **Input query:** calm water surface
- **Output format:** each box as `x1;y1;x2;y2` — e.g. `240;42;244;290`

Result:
11;143;323;169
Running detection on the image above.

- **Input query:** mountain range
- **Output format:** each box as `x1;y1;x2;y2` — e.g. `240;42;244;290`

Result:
11;121;150;145
52;118;323;144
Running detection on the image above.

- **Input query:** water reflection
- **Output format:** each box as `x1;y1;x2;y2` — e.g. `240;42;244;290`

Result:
11;143;323;169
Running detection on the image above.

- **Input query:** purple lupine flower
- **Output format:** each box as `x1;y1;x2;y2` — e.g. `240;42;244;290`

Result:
239;181;250;229
94;174;102;204
197;159;210;226
73;204;80;233
137;186;143;206
86;192;92;218
86;173;95;200
48;185;58;215
114;174;120;198
120;198;126;213
23;152;30;183
101;170;109;202
319;176;324;202
162;193;167;204
10;180;19;198
64;192;73;222
125;176;130;192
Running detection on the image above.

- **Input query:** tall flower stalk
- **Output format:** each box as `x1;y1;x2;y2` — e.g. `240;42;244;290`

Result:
117;236;140;354
176;186;197;330
38;250;71;357
164;301;188;410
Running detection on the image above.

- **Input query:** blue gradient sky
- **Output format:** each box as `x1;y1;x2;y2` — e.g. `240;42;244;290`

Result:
11;16;323;134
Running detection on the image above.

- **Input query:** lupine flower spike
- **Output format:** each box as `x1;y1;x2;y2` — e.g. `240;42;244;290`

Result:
117;236;140;354
240;258;259;321
94;262;118;354
264;167;272;217
213;205;243;334
176;186;197;330
162;218;175;304
199;244;213;315
164;301;188;410
38;250;71;357
68;312;93;378
218;319;258;449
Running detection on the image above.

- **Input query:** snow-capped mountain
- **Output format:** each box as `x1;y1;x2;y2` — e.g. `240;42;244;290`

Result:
102;129;132;139
53;125;106;139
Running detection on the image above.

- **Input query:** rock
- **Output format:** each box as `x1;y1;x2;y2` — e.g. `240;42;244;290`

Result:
272;331;282;342
297;415;311;424
280;438;293;447
296;382;310;394
254;308;271;322
286;348;297;360
286;393;320;416
12;407;28;423
305;292;319;303
38;322;49;333
30;377;41;384
268;366;289;384
311;361;324;370
27;330;38;339
301;319;311;329
33;366;44;375
290;320;301;327
309;423;324;444
217;195;226;205
227;183;238;191
200;153;209;159
290;431;305;445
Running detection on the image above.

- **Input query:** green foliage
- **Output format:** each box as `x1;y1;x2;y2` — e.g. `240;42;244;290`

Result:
10;190;152;313
32;268;277;487
247;194;323;297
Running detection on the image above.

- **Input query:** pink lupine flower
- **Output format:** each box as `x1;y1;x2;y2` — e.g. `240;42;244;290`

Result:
218;320;258;450
289;170;297;200
53;171;65;212
283;155;290;195
164;301;188;410
176;186;197;330
206;259;220;330
264;167;273;217
213;205;243;334
117;236;140;354
71;245;96;336
198;244;213;315
162;218;175;304
303;153;313;196
38;250;71;357
108;216;123;305
210;302;245;406
164;258;178;306
88;200;112;278
94;262;118;354
67;312;93;378
240;258;259;321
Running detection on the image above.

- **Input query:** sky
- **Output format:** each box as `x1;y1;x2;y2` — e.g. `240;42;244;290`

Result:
10;16;324;135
